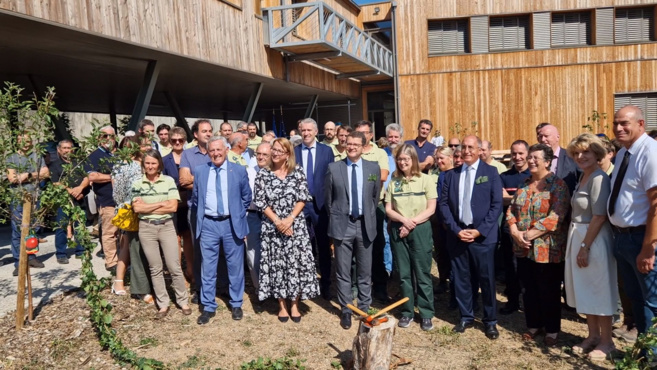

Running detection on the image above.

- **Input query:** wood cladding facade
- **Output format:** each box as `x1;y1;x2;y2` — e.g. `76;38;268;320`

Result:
396;0;657;149
0;0;360;98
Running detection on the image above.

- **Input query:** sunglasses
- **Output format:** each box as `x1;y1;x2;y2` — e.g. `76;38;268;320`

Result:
448;144;459;148
171;139;185;144
100;133;116;139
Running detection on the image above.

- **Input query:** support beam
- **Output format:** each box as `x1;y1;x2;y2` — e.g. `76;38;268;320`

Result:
128;60;160;131
242;83;263;123
336;71;380;80
304;95;319;118
288;51;342;62
164;91;192;140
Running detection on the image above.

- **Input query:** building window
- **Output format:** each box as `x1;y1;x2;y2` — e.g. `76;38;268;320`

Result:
615;7;655;43
551;11;591;47
428;19;470;55
489;16;530;51
615;93;657;130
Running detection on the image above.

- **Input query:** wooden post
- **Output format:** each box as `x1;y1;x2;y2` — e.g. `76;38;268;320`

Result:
351;316;397;370
15;196;32;329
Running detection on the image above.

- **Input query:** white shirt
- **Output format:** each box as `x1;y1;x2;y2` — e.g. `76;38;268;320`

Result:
458;159;479;222
246;166;262;211
608;133;657;227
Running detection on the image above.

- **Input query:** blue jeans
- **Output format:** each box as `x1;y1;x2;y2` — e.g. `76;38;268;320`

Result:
613;230;657;335
382;217;392;273
55;207;85;259
10;201;36;267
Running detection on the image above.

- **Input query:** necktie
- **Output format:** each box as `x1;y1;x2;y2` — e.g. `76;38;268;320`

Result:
351;163;359;218
462;166;473;225
609;151;631;216
216;167;224;216
305;147;314;193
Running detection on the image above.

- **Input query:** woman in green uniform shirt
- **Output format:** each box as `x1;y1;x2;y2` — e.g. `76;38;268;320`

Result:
385;144;437;331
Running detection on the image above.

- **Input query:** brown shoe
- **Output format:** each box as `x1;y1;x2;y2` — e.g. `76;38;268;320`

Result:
155;307;169;320
544;334;558;347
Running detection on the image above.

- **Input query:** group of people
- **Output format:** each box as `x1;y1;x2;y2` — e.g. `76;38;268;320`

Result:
6;106;657;362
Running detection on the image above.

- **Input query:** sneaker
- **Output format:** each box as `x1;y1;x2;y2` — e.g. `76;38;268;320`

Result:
620;327;638;343
12;267;18;277
57;257;69;265
398;316;412;328
421;318;434;331
28;259;45;268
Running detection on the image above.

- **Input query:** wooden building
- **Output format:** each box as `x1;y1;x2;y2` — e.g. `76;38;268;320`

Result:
394;0;657;149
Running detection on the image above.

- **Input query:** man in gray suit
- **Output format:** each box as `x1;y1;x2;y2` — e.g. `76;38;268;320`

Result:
325;131;381;330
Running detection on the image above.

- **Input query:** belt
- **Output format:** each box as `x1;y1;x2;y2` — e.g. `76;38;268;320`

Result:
140;218;172;225
247;209;261;214
611;224;646;234
349;215;363;222
205;215;230;221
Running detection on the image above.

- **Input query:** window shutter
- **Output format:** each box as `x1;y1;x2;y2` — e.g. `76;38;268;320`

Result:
428;19;469;55
615;7;654;43
490;16;529;51
470;15;489;53
533;12;551;49
595;8;614;45
489;17;504;50
551;12;590;46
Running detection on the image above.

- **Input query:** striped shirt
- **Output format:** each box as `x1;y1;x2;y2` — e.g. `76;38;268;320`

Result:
131;174;180;220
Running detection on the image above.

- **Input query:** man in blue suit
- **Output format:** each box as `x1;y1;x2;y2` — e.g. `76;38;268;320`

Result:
439;135;503;339
191;136;252;325
294;117;335;299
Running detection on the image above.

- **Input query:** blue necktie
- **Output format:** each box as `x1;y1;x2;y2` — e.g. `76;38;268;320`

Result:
351;163;359;218
216;167;224;215
305;147;314;193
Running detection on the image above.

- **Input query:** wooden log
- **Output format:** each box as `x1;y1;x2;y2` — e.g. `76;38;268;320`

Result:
15;196;32;329
351;316;396;370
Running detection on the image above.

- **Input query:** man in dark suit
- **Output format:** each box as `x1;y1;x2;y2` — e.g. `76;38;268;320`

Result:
191;136;252;325
537;123;580;194
439;135;503;340
294;117;335;299
325;131;381;329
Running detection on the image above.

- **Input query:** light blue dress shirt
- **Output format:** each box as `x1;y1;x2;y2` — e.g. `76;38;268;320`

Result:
346;158;364;216
204;161;230;217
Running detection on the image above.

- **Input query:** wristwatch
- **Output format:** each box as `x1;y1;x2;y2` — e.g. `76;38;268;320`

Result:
580;242;590;251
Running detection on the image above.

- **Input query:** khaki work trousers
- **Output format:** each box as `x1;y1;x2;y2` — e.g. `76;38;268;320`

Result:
98;206;118;269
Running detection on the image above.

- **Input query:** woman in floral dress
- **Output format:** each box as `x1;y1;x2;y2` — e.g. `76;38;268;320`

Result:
254;138;319;323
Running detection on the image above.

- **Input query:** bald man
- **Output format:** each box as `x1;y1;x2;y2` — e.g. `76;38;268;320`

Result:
536;124;579;194
322;121;339;146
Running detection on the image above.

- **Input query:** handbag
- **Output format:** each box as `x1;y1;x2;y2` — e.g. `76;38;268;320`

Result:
111;203;139;232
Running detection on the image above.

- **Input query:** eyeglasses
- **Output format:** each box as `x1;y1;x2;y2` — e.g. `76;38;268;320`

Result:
170;139;185;144
271;148;287;155
346;143;362;148
397;157;412;163
100;133;116;139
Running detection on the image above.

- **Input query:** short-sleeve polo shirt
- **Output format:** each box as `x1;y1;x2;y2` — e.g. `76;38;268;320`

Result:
85;147;115;207
131;174;180;221
228;150;247;166
405;139;436;165
385;173;438;219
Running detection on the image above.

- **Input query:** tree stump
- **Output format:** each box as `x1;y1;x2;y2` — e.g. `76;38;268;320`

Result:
351;316;396;370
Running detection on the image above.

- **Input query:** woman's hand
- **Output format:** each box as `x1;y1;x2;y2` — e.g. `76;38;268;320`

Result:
274;216;294;237
576;248;589;268
511;230;531;249
399;225;410;238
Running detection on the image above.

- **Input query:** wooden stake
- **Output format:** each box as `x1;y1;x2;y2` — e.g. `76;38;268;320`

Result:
27;266;34;321
351;316;397;370
15;196;32;329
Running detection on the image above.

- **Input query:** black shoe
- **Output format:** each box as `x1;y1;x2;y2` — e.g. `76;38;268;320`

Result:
28;259;45;268
291;315;301;323
197;311;215;325
190;292;199;304
12;267;18;277
57;257;69;265
105;265;116;275
485;324;499;340
96;250;105;258
421;318;434;331
499;303;520;315
398;316;412;328
452;321;474;333
231;307;243;320
340;313;352;330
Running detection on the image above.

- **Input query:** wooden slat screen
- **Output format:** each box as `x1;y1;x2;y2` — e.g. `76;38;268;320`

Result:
428;19;469;55
489;16;530;51
614;93;657;130
615;7;655;43
595;8;614;45
551;11;591;47
470;15;489;54
533;12;551;49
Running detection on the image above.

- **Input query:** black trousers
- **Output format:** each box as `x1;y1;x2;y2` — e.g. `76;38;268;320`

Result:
517;258;564;333
430;215;450;285
500;228;520;305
